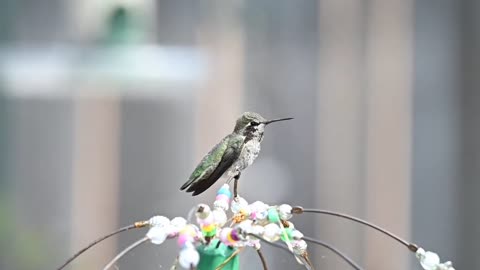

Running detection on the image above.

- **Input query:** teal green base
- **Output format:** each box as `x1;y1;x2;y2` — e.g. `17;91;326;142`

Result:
196;239;240;270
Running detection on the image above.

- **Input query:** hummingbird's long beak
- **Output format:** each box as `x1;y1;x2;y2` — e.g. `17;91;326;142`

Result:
263;117;294;125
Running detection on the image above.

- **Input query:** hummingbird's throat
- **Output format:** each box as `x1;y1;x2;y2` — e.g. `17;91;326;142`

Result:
244;124;264;142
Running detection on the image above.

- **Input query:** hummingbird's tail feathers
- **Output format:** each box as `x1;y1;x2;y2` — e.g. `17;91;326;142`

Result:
185;173;219;196
181;162;217;192
180;179;194;190
186;165;227;195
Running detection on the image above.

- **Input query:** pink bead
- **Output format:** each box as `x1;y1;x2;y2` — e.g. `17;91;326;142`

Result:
177;234;192;248
220;228;231;245
216;194;230;203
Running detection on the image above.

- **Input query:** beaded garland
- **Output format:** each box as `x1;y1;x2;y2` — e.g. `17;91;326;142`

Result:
59;175;455;270
142;183;309;269
61;181;455;270
139;182;456;270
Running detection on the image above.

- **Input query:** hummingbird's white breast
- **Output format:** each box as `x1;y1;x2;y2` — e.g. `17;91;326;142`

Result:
227;134;263;179
240;139;262;167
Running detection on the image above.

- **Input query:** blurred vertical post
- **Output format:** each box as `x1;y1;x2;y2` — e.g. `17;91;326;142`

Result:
195;3;244;167
316;0;366;267
460;0;480;268
364;0;413;269
68;2;146;268
70;97;120;269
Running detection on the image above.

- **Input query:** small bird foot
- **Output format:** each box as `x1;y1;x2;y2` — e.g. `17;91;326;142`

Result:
233;176;240;199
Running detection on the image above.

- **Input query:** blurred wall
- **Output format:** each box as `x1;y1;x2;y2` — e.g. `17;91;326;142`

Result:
459;0;480;268
412;0;461;268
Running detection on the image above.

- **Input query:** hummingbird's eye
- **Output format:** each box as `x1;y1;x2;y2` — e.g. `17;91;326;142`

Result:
250;121;259;126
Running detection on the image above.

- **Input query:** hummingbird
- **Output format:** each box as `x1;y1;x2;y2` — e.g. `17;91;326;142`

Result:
180;112;293;196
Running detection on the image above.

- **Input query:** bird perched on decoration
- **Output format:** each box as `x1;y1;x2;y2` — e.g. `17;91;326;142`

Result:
180;112;293;197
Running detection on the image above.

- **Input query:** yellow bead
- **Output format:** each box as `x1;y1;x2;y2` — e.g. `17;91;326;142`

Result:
202;223;216;232
180;225;197;237
227;232;235;244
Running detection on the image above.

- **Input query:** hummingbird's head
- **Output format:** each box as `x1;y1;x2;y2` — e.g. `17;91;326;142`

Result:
233;112;293;135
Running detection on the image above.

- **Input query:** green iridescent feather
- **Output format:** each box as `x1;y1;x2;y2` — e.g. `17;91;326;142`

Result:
180;134;243;195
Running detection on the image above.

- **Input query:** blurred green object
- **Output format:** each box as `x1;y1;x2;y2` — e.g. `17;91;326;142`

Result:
196;239;240;270
104;5;145;45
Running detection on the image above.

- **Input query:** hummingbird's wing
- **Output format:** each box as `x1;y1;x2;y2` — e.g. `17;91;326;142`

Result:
180;135;243;196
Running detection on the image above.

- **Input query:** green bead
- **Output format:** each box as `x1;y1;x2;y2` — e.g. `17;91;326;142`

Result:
268;208;280;223
280;227;293;242
202;227;217;237
197;239;240;270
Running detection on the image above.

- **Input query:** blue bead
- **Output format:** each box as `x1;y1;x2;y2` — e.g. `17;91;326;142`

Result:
217;188;232;197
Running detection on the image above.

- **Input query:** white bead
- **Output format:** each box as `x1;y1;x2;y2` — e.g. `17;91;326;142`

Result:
149;216;170;227
231;196;249;214
416;248;455;270
170;217;187;230
263;223;281;242
278;204;293;220
250;225;265;236
236;220;253;238
250;201;269;213
212;209;227;227
292;239;308;255
214;199;229;211
249;201;269;221
416;248;426;259
146;226;168;245
421;251;440;270
195;204;211;220
442;261;454;270
178;247;200;269
442;261;455;270
291;229;304;240
437;262;454;270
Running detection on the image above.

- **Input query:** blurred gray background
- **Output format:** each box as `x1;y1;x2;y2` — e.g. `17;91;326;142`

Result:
0;0;478;269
